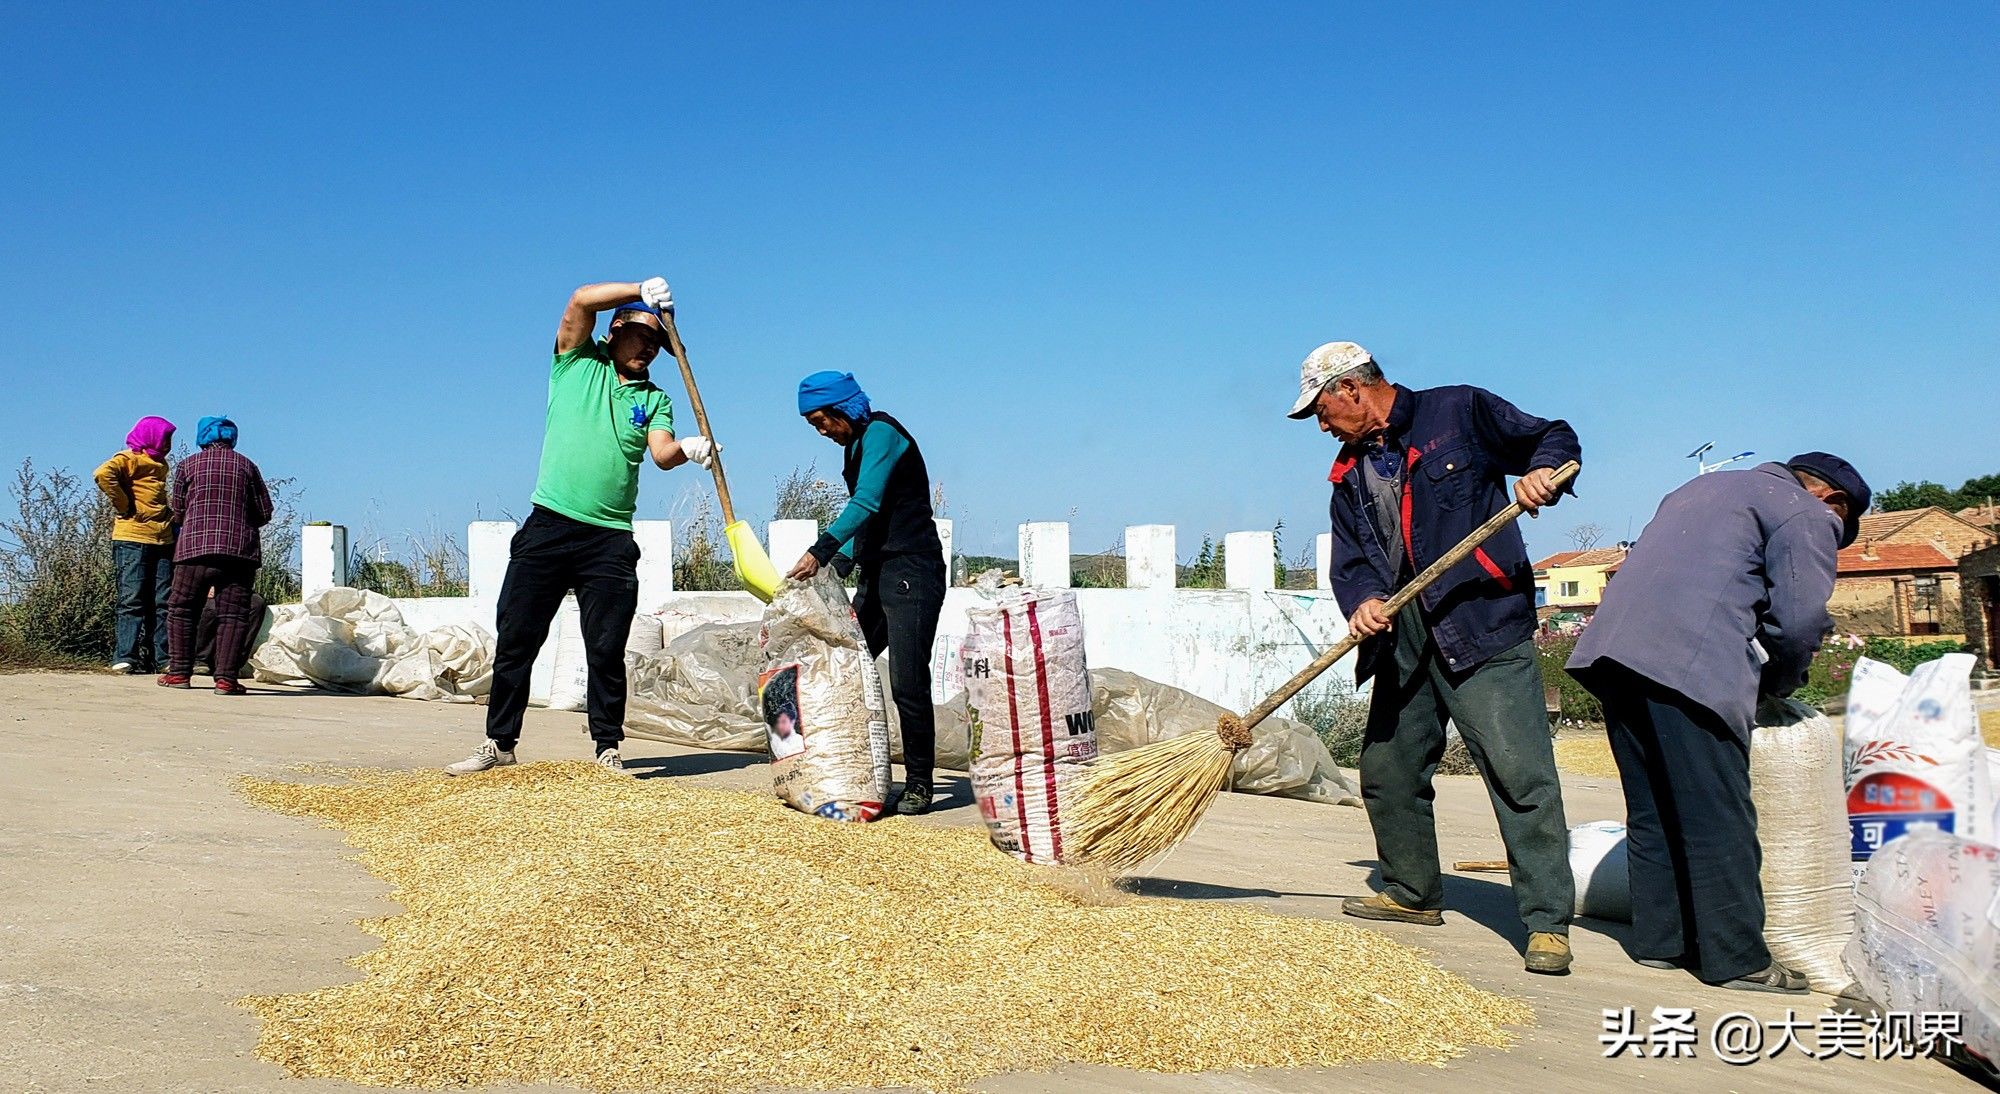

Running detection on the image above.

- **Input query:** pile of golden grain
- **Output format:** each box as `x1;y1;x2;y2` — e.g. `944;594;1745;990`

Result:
239;763;1530;1093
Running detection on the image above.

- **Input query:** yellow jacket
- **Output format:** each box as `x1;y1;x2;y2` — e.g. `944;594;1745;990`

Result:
94;451;175;545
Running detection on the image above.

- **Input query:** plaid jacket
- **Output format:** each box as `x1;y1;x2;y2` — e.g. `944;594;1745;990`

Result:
171;446;273;564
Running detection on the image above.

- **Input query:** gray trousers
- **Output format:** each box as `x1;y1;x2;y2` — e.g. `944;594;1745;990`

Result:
1360;602;1574;934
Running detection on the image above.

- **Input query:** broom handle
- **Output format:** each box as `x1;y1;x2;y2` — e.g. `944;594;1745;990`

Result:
1236;459;1580;732
660;313;738;525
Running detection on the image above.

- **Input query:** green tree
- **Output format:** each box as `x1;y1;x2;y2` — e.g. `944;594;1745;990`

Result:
1876;480;1956;512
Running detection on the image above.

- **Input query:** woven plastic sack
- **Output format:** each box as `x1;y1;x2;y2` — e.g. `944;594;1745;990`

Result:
1845;653;1993;874
1845;830;2000;1067
546;598;589;712
962;588;1099;864
1751;698;1854;993
759;572;891;821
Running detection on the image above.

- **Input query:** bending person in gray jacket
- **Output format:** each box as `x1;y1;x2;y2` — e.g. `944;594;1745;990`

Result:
1567;453;1869;994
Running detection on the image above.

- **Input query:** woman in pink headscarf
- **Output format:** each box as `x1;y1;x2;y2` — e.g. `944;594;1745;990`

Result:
94;416;176;672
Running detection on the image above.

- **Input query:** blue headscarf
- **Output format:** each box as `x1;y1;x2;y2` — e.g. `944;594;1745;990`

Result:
196;416;238;448
797;371;871;422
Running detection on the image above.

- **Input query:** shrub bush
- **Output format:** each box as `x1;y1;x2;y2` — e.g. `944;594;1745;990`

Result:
0;461;117;660
1290;678;1475;775
1534;633;1602;724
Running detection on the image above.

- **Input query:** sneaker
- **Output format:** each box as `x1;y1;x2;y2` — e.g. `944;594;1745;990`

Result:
1715;962;1809;995
156;674;191;689
595;749;625;774
1340;891;1444;926
110;661;133;673
1525;932;1573;975
895;782;934;816
445;741;516;777
215;679;248;696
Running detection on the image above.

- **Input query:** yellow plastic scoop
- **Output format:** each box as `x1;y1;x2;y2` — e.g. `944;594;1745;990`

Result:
662;314;785;603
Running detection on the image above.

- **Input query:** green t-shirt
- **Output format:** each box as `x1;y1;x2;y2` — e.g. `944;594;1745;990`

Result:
529;340;674;530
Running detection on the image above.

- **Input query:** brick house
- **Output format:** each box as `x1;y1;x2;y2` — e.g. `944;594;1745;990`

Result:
1828;506;1999;638
1961;542;2000;674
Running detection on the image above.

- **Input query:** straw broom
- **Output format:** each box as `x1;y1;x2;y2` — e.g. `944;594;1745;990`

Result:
1067;461;1581;871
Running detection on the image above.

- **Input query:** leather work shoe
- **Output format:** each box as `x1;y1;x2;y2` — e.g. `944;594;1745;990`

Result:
1340;891;1444;926
1525;932;1573;975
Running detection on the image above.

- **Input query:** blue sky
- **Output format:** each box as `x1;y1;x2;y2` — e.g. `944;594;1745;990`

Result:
3;3;1995;565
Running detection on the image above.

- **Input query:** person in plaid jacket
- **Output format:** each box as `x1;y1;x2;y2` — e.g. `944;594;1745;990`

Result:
159;416;272;695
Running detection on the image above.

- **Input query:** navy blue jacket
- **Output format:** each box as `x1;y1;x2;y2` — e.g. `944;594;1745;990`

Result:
1328;384;1581;682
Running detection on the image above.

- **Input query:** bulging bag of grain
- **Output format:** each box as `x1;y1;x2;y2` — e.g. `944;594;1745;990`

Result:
1568;820;1631;922
1751;698;1854;993
1845;653;1993;874
759;572;891;821
963;587;1098;864
1845;830;2000;1068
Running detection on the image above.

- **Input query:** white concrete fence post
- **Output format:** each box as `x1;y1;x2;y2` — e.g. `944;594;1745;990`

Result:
934;518;954;583
1125;524;1177;589
767;519;819;576
1315;532;1335;590
300;524;348;600
467;520;517;635
633;520;674;611
1019;521;1071;588
1224;530;1276;590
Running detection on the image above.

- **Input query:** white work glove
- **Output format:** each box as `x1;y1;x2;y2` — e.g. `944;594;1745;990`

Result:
678;436;718;469
638;276;674;314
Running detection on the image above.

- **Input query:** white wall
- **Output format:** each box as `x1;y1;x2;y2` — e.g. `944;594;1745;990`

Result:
327;518;1358;714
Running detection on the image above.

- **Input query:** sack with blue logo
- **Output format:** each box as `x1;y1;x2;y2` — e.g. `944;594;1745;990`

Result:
1844;653;1994;879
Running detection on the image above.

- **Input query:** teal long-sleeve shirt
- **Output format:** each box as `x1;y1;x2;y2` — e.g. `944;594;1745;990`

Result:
809;420;909;564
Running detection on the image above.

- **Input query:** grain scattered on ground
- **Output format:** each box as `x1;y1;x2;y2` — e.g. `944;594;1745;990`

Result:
239;762;1531;1093
1553;735;1621;778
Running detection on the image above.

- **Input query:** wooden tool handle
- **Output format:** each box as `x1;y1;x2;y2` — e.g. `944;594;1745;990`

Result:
661;314;737;525
1229;460;1580;736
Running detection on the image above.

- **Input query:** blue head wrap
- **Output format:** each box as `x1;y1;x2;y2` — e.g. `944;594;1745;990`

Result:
797;371;871;422
196;416;238;448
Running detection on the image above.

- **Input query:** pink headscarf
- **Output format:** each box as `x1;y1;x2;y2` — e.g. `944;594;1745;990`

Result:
125;416;175;459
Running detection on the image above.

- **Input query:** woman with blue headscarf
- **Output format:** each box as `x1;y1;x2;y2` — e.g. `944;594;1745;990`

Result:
160;415;272;695
789;371;947;815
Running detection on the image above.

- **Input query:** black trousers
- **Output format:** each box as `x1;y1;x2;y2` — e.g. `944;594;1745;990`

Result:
486;507;639;753
853;551;946;786
1584;663;1768;984
1361;601;1574;934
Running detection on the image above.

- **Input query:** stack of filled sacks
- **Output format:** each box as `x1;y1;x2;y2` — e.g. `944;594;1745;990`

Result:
249;588;494;703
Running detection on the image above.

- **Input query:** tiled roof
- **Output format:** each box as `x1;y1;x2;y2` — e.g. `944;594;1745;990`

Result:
1837;543;1957;575
1855;510;1924;542
1532;548;1625;571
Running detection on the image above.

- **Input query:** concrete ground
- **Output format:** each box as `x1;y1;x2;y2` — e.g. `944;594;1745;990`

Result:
0;673;1984;1094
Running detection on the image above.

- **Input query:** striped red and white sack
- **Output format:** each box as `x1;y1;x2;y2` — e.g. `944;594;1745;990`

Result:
963;587;1099;864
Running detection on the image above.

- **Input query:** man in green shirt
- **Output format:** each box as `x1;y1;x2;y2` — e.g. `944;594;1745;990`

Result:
449;277;717;776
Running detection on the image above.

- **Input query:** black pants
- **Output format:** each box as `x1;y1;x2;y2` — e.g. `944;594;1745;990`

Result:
853;552;946;786
1361;601;1574;934
486;507;639;753
1585;663;1768;984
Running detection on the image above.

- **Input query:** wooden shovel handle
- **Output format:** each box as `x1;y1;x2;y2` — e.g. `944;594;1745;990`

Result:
1228;460;1581;737
660;313;737;525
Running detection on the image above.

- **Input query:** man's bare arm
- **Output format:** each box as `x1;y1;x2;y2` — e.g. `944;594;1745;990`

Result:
555;282;644;354
648;430;688;471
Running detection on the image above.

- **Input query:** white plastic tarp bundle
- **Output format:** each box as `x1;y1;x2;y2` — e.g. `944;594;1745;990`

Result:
759;572;892;821
626;622;768;750
962;587;1099;864
248;588;493;702
545;600;669;712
